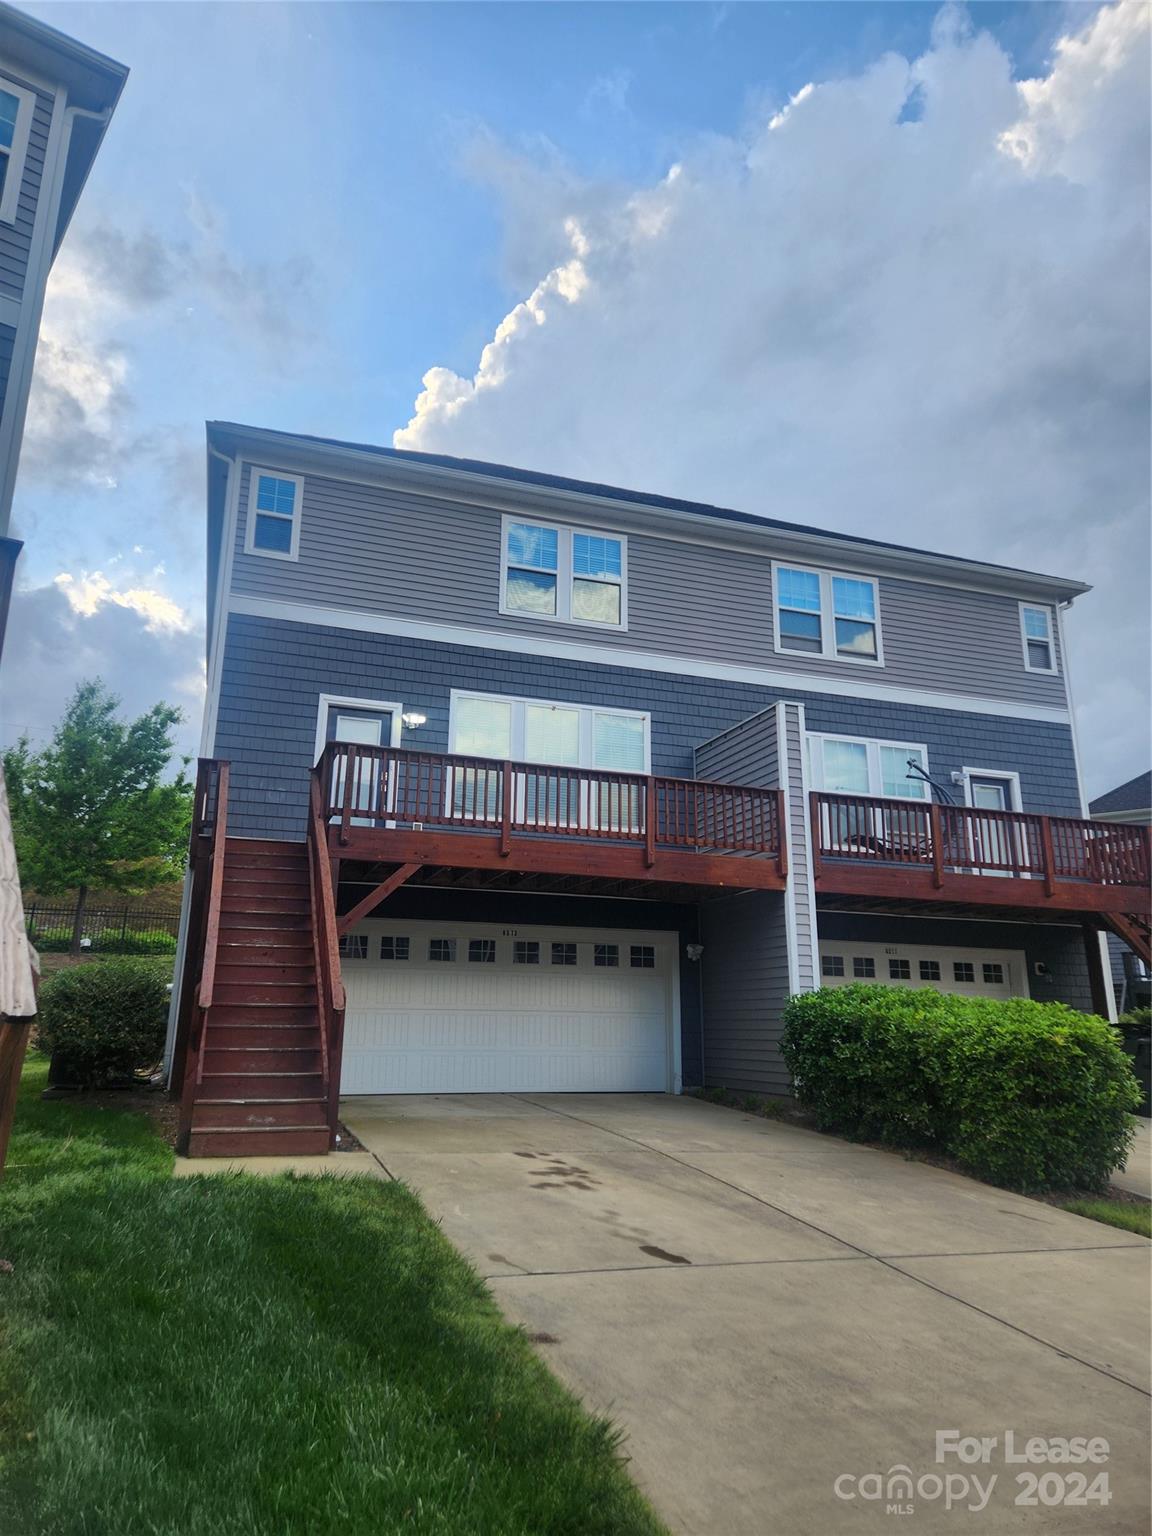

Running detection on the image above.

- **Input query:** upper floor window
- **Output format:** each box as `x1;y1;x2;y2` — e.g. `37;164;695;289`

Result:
1020;603;1057;674
807;732;929;800
0;80;35;226
773;563;882;664
501;517;626;628
245;468;303;561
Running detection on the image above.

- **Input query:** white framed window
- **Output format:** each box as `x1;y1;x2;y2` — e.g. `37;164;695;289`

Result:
0;79;35;226
807;733;929;800
244;466;303;561
449;690;649;773
500;516;627;628
338;934;368;960
429;939;457;963
380;937;410;961
773;562;883;665
1020;603;1057;674
594;944;620;968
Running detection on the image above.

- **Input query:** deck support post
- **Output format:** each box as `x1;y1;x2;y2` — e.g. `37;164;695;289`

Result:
1082;920;1112;1018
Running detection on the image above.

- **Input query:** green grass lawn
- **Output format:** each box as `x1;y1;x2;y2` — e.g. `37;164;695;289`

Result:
0;1055;664;1536
1061;1197;1152;1238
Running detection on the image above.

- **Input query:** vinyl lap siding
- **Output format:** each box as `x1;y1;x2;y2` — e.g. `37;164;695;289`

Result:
693;710;778;788
700;892;792;1095
228;465;1070;712
782;703;817;994
0;321;14;417
0;71;54;303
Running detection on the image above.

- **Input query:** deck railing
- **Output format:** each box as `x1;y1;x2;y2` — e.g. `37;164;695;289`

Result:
308;772;345;1143
318;743;786;870
173;758;229;1140
810;791;1150;891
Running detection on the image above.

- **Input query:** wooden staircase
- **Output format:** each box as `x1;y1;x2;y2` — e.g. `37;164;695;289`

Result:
185;838;331;1157
1102;911;1152;969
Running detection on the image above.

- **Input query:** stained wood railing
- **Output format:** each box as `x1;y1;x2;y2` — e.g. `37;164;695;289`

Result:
319;743;785;871
308;772;346;1144
174;758;229;1143
810;791;1150;892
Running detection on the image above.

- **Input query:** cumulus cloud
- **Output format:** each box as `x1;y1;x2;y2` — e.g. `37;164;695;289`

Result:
395;2;1151;795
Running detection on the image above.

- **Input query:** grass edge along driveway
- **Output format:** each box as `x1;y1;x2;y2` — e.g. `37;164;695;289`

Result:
0;1056;665;1536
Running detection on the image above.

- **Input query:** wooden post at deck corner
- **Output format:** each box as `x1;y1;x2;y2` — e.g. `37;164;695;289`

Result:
1082;920;1113;1019
0;763;39;1178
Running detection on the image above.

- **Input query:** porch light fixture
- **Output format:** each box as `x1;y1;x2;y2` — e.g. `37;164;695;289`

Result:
401;712;427;730
685;943;704;962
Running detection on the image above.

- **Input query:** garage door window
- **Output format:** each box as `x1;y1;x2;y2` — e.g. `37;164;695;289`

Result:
920;959;941;980
339;934;368;960
983;962;1004;985
429;939;457;962
889;958;911;979
594;944;619;967
551;942;578;966
513;941;540;964
821;954;845;977
380;937;410;961
852;956;875;978
469;939;497;963
954;961;975;982
631;945;656;968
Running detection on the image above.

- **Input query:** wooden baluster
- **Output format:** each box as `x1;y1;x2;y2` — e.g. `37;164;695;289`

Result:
339;746;355;847
929;801;944;888
499;760;512;854
1040;816;1055;897
776;790;788;877
810;794;823;880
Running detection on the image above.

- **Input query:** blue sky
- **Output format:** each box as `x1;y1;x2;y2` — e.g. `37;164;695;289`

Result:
4;2;1148;795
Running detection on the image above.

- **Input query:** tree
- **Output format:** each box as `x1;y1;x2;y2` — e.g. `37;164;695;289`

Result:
4;680;193;955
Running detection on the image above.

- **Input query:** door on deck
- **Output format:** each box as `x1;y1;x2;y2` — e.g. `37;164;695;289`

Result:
326;707;394;826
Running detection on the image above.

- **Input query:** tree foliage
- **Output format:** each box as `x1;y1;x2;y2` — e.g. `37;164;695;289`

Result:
4;682;192;949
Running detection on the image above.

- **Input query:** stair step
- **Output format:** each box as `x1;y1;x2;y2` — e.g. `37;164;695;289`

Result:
192;1099;328;1129
204;1046;323;1074
218;942;314;965
226;838;304;854
200;1071;325;1098
220;910;311;932
208;1004;317;1027
224;877;310;897
216;961;317;983
204;1024;321;1049
222;896;311;914
213;982;318;1007
187;1127;331;1158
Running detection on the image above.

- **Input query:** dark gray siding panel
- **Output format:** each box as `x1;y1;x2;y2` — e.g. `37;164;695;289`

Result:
694;709;778;787
228;464;1070;711
700;892;792;1094
214;615;1083;841
0;320;14;420
817;912;1095;1015
0;71;55;303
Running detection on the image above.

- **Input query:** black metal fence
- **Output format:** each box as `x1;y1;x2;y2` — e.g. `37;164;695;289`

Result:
24;904;181;955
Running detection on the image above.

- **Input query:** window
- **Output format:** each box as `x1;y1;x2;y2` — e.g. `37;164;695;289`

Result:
468;938;497;963
502;518;626;627
513;941;540;965
594;944;619;968
630;945;656;969
338;934;367;960
551;942;578;966
821;954;845;977
919;959;941;981
983;962;1005;985
0;80;34;226
953;961;975;983
808;734;929;800
380;936;410;961
853;956;876;978
774;563;882;664
451;692;648;773
429;939;457;963
244;468;303;560
1020;604;1057;674
889;958;911;980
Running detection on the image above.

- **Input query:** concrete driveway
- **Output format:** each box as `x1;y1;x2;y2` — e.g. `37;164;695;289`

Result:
342;1093;1151;1536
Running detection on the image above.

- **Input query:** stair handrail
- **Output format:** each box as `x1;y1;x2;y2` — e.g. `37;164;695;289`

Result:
308;770;346;1141
195;760;230;1012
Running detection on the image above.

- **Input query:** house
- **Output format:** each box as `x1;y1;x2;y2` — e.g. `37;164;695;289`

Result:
0;6;125;1090
1089;771;1151;1013
166;422;1152;1157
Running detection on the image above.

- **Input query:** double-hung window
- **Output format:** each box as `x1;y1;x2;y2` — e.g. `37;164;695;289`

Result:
0;80;34;226
502;518;626;627
773;563;882;664
245;467;303;560
1020;604;1057;674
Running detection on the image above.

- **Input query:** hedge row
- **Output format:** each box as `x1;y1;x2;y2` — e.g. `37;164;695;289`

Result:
780;985;1141;1192
34;960;171;1087
29;926;178;955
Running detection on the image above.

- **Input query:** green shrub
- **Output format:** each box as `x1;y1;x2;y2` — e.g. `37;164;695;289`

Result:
1118;1006;1151;1036
34;960;170;1087
28;925;177;955
781;986;1141;1193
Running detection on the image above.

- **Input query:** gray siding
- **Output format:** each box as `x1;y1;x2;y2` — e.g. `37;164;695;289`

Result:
214;615;1084;842
0;320;13;419
0;68;55;303
700;892;792;1095
694;709;778;787
229;464;1070;713
781;703;817;993
817;912;1096;1015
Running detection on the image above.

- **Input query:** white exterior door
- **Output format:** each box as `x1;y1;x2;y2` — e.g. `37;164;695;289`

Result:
340;921;677;1094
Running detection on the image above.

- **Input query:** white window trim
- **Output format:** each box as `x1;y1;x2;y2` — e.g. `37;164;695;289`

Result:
313;695;403;765
449;687;651;772
499;514;629;630
243;464;304;562
961;767;1023;812
771;560;885;667
806;731;930;798
0;78;36;226
1019;602;1058;675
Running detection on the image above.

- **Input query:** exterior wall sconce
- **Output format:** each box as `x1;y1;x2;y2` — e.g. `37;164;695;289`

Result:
401;713;427;730
685;943;704;962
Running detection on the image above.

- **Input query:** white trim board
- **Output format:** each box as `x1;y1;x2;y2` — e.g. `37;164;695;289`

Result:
961;767;1023;812
226;594;1075;726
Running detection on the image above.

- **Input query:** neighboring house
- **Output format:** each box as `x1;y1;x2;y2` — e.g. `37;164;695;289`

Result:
0;7;125;1036
1090;771;1151;1013
167;422;1151;1156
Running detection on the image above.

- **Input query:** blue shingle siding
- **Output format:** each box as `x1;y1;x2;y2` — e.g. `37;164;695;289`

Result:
817;912;1095;1014
0;71;54;303
215;614;1083;841
700;891;792;1095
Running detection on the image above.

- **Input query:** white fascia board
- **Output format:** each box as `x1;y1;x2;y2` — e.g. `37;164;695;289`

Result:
205;423;1090;606
227;594;1074;727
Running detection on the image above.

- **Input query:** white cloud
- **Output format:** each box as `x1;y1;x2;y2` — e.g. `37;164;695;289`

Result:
394;2;1151;796
53;569;195;635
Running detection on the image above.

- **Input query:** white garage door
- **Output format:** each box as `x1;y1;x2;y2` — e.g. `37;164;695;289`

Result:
340;921;677;1094
817;940;1028;998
